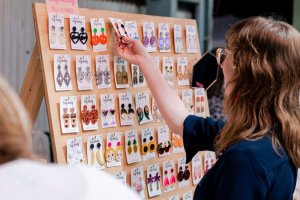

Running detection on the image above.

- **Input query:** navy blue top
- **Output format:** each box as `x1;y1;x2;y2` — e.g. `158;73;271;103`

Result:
183;115;297;200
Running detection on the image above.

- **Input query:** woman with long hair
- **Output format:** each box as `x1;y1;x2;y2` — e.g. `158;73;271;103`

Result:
115;16;300;199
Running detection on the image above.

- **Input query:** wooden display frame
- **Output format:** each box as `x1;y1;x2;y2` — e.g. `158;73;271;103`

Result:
20;3;210;199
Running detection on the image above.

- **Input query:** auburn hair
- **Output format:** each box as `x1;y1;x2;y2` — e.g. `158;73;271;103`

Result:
215;16;300;167
0;76;33;164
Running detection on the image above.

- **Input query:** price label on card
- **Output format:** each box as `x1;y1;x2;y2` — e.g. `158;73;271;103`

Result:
46;0;79;17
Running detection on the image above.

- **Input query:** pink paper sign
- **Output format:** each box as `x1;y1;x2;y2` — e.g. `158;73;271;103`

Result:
46;0;79;17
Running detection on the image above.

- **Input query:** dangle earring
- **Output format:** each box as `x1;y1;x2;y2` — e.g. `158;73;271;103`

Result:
59;26;66;45
164;32;170;50
120;103;128;120
144;105;150;120
164;141;172;153
133;139;138;153
50;25;56;44
91;28;100;46
128;103;135;114
116;65;122;85
164;66;169;82
170;168;176;186
77;66;85;83
81;105;90;125
63;64;71;87
99;27;107;45
177;65;183;81
96;142;105;166
70;107;77;128
89;143;95;166
127;140;132;154
122;65;128;84
168;66;174;82
114;141;123;162
56;64;64;87
70;26;80;44
154;172;161;190
106;142;114;163
141;138;148;155
103;66;111;85
95;68;103;86
133;32;139;40
147;174;154;192
148;136;156;153
158;32;164;50
85;67;92;82
133;65;138;85
137;107;143;123
139;70;144;84
150;31;156;47
62;108;69;128
143;31;149;47
109;108;116;125
183;165;190;180
177;166;184;182
163;170;170;188
183;65;189;80
79;27;88;44
89;104;98;125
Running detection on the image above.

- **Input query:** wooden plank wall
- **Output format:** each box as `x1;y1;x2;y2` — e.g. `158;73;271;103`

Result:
0;0;146;132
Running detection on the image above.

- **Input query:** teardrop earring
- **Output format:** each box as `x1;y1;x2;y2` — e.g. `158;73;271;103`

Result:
150;30;156;47
89;143;95;166
143;31;149;47
158;32;164;50
164;32;170;50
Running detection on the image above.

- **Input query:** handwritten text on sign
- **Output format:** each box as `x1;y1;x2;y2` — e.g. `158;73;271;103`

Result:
46;0;79;17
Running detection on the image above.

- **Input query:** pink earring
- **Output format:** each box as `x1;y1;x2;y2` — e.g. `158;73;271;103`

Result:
164;170;170;188
170;168;176;185
198;165;202;179
194;166;198;180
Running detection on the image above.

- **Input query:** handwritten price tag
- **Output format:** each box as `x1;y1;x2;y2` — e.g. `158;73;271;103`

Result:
46;0;79;17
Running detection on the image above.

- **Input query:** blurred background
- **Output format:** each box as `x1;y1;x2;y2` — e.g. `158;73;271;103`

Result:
0;0;299;161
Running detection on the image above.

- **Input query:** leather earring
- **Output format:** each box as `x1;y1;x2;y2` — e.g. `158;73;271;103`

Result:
62;108;69;128
141;138;148;155
96;142;105;166
70;107;77;128
70;26;80;44
148;136;156;153
79;27;88;44
91;28;100;45
144;105;150;120
56;64;64;87
63;64;71;87
133;65;138;85
116;65;123;85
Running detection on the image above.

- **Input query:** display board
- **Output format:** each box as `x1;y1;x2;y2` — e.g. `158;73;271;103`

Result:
20;3;214;199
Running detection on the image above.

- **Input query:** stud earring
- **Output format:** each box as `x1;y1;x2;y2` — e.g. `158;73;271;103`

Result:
106;142;114;163
137;107;143;122
91;28;100;45
70;107;77;128
85;67;92;82
144;105;150;120
77;66;85;83
79;27;88;44
62;107;69;128
99;27;107;45
150;31;156;47
96;142;105;166
50;25;56;44
183;165;190;180
70;26;80;44
141;138;148;155
89;143;95;166
127;140;132;154
56;64;64;87
63;64;71;87
177;166;184;182
114;141;123;162
158;32;164;50
143;31;149;47
148;136;156;153
59;26;66;45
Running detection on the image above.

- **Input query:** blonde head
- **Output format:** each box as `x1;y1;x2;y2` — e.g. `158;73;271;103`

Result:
216;16;300;167
0;76;33;164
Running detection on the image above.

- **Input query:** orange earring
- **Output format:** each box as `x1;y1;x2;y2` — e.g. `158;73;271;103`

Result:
91;28;100;45
99;27;107;45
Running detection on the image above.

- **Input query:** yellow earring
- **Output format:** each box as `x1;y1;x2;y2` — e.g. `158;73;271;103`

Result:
148;136;156;153
141;137;148;155
106;142;114;163
114;141;123;162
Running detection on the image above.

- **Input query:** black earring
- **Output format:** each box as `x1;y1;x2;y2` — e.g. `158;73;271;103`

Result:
183;165;190;180
177;166;184;182
79;27;88;44
128;103;135;114
144;105;150;120
137;107;143;122
121;103;127;115
70;26;80;44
